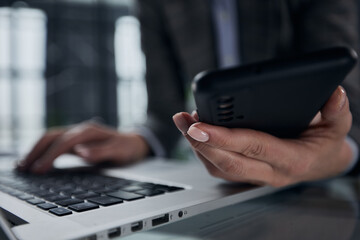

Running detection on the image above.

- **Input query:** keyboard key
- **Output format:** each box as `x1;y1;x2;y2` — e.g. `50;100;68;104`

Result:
106;181;130;189
33;190;54;198
39;184;53;190
103;185;120;192
56;198;83;207
95;188;115;194
152;185;171;192
26;188;43;195
126;180;142;185
135;189;165;197
68;202;99;212
62;188;87;195
88;196;123;206
51;185;75;193
37;203;57;210
137;183;156;188
121;185;144;192
27;198;45;205
73;192;99;200
153;185;185;192
17;194;33;200
49;207;72;216
51;188;70;194
89;187;111;194
87;185;105;191
2;188;15;195
107;190;145;201
45;195;68;202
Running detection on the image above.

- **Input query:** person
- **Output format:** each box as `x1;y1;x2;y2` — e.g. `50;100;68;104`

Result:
18;0;360;187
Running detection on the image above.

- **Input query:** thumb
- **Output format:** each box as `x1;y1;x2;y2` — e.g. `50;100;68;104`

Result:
320;86;352;136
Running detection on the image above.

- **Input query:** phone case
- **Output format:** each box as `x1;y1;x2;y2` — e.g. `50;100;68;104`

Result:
193;47;357;138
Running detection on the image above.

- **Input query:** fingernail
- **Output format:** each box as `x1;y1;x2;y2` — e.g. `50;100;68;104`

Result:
74;145;90;158
187;125;209;142
173;113;189;134
338;86;346;110
191;110;196;117
191;110;199;121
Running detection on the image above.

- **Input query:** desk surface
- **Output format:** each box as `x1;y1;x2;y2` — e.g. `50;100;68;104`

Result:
122;177;360;240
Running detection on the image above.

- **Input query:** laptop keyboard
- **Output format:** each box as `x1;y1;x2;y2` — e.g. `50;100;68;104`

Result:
0;170;184;217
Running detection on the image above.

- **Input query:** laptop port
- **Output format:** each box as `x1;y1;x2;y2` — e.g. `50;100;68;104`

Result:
131;221;143;232
152;214;169;226
107;227;121;239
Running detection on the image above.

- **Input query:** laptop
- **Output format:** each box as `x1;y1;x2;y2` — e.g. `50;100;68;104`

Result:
0;154;277;240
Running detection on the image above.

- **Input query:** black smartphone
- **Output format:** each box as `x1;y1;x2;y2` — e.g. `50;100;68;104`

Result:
192;47;357;138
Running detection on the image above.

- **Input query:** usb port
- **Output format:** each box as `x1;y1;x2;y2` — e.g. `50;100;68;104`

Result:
107;227;121;239
152;214;169;226
131;221;143;232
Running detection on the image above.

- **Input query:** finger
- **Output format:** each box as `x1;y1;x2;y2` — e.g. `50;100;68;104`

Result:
173;112;209;151
309;112;322;126
191;147;229;180
173;112;197;134
320;86;352;136
17;129;64;171
30;124;112;173
173;112;230;174
194;149;264;184
189;141;274;184
191;110;199;122
176;111;283;184
177;112;279;185
186;122;296;169
192;149;220;174
74;141;124;164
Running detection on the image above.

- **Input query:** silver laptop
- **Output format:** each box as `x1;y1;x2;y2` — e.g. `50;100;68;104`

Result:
0;154;278;240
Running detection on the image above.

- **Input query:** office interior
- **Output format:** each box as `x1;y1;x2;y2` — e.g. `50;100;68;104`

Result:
0;1;360;240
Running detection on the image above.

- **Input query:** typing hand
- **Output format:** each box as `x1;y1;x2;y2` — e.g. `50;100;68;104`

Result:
173;86;353;187
17;122;149;174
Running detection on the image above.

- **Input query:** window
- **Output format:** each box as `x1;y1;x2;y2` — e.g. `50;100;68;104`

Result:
0;7;46;154
0;1;148;155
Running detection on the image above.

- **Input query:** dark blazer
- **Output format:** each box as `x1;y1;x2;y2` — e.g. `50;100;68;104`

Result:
137;0;360;163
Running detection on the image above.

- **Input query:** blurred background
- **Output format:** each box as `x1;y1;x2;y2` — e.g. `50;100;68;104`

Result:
0;0;147;155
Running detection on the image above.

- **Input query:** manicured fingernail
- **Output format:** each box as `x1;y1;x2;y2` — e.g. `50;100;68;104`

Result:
191;110;196;118
187;125;209;142
173;113;189;134
191;110;199;121
338;86;346;110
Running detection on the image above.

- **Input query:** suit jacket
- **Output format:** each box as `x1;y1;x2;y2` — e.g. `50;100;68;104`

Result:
137;0;360;168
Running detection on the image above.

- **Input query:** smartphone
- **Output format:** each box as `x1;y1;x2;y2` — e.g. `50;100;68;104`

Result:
192;47;357;138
